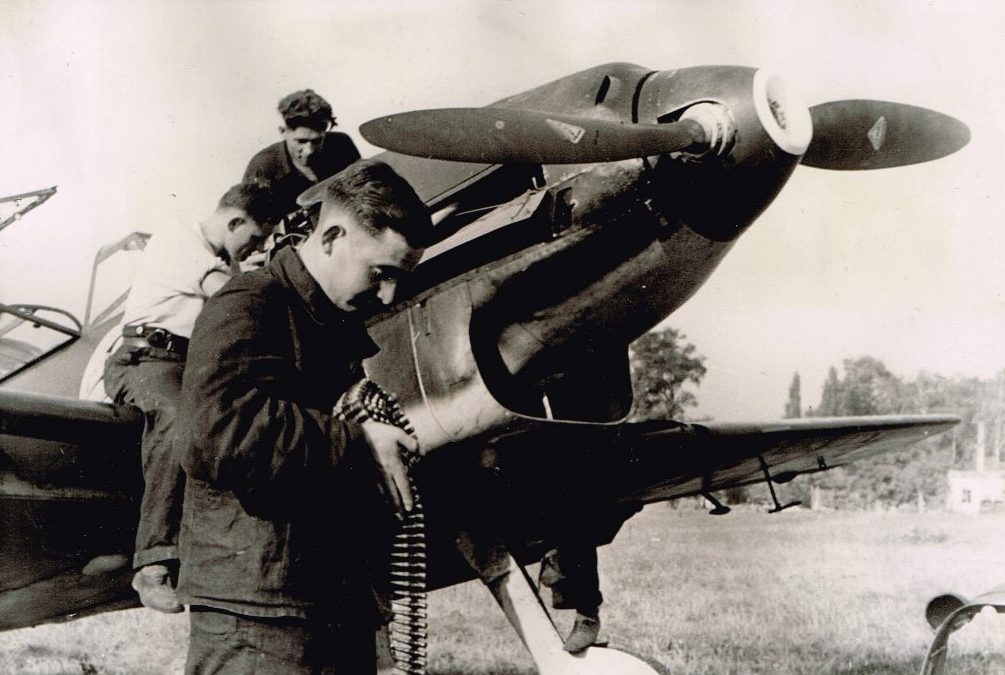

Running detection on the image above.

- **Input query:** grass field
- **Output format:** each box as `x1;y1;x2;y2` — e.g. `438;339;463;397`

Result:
2;507;1004;674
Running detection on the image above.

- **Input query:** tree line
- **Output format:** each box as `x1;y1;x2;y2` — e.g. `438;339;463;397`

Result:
630;327;1004;509
783;357;1004;509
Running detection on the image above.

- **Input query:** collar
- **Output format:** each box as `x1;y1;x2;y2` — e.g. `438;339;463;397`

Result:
278;139;296;176
271;246;338;325
192;219;228;266
269;247;379;358
280;136;326;179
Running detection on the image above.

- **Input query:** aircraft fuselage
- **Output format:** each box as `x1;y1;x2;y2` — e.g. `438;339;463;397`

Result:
365;63;811;450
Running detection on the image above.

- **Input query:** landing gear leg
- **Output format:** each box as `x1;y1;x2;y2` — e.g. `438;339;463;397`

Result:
482;552;662;675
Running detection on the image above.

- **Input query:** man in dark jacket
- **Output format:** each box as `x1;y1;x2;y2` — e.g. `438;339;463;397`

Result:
243;89;361;219
176;159;432;674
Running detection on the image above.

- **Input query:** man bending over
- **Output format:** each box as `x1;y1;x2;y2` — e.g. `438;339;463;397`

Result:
104;182;280;612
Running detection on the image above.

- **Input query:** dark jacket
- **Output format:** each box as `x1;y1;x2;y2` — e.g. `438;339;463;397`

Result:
243;132;360;217
176;246;383;620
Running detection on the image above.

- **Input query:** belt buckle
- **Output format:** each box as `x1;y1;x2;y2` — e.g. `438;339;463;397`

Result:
147;328;168;349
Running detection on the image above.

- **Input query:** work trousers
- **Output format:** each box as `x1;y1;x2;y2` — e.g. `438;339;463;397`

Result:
186;606;377;675
540;543;603;612
104;346;185;569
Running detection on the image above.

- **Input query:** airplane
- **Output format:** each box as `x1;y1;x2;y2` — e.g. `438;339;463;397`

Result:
0;62;969;674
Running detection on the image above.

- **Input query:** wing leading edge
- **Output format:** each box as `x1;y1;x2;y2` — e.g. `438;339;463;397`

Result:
485;414;959;505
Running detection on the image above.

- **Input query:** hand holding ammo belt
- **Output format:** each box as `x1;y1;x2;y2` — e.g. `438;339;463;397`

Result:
334;378;427;675
120;324;189;361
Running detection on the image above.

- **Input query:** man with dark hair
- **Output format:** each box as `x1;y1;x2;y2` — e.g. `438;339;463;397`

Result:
103;182;280;613
176;159;433;673
243;88;361;219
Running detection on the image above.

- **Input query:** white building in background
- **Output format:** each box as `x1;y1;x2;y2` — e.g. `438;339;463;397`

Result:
946;421;1005;514
947;470;1005;513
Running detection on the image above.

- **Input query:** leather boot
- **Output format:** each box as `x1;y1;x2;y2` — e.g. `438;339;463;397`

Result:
563;610;600;652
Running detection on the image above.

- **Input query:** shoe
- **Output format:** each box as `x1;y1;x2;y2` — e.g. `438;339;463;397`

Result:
563;611;600;653
131;564;183;614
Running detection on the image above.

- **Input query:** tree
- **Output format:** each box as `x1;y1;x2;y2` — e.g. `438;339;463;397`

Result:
784;372;801;418
817;366;841;416
812;357;907;417
839;356;906;415
902;371;999;470
794;358;1001;509
628;327;707;421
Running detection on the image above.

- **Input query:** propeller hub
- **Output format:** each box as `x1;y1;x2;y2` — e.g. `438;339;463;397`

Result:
752;70;812;156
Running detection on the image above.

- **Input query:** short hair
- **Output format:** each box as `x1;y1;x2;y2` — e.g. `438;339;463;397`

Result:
278;89;335;131
218;181;284;226
320;160;433;249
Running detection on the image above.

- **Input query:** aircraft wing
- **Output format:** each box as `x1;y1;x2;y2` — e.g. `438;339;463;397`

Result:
0;390;143;629
486;414;959;505
0;389;958;629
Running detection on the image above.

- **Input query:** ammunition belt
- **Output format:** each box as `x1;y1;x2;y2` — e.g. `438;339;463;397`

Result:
334;379;427;675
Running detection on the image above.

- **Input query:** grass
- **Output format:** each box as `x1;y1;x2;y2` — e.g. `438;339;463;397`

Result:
2;507;1004;674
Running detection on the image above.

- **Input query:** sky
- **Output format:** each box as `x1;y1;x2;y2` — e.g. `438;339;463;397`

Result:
1;0;1003;420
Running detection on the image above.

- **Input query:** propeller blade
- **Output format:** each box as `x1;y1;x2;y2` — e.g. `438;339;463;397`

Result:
802;100;969;170
360;107;706;164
